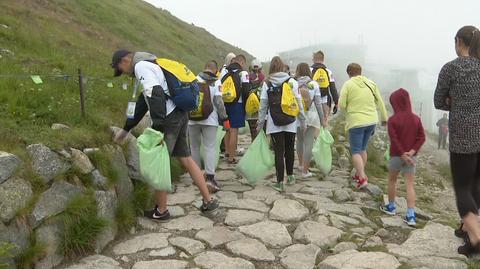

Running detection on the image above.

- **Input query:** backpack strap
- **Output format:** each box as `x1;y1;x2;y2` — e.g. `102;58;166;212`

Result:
363;82;377;102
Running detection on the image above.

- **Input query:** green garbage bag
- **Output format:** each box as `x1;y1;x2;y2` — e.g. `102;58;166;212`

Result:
237;130;275;185
137;128;172;191
384;144;391;161
312;127;334;175
200;127;226;168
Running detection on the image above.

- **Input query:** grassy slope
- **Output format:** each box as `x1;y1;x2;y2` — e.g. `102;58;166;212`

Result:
0;0;251;155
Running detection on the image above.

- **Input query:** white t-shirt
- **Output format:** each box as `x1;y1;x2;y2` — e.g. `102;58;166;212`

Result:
189;78;222;127
260;78;300;134
134;61;176;116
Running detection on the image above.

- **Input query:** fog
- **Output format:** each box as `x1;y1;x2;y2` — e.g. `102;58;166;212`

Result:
145;0;478;131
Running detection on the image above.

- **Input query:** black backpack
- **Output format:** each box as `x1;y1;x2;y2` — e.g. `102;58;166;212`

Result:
267;80;296;126
189;83;214;121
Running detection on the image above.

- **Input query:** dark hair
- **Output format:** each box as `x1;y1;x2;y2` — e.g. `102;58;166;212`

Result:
235;54;247;63
295;63;312;79
269;56;285;75
347;63;362;77
456;26;480;58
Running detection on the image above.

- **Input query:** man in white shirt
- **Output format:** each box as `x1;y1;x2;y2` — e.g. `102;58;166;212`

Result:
111;50;219;221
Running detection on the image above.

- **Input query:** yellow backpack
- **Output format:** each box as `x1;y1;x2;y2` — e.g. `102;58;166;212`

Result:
312;67;330;89
155;58;196;83
281;82;300;117
221;70;241;103
245;90;260;116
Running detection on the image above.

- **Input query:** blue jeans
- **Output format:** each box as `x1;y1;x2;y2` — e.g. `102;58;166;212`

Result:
349;125;376;154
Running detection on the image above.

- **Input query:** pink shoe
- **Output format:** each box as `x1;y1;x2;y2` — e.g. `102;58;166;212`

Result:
356;178;368;189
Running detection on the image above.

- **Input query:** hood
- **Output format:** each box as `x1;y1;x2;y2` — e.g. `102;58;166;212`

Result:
198;71;218;83
311;63;326;70
132;52;157;71
390;88;412;113
350;75;374;88
268;72;291;86
226;62;243;72
296;76;312;87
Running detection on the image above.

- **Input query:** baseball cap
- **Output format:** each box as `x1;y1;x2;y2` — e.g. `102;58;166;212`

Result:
111;49;131;77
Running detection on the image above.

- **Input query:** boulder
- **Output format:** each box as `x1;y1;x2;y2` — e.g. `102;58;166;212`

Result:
112;233;170;255
238;221;292;248
226;238;275;261
294;221;344;248
70;148;94;174
35;222;64;269
90;170;108;189
0;151;21;183
194;251;254;269
195;226;245;248
318;250;400;269
333;242;358;254
0;177;33;222
280;244;320;269
102;145;133;201
64;255;121;269
27;144;70;183
110;126;141;181
149;247;176;257
94;190;117;253
30;181;83;228
0;221;29;256
269;199;309;222
163;215;213;231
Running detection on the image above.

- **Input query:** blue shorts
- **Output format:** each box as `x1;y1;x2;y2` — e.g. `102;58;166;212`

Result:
349;125;376;154
225;102;246;129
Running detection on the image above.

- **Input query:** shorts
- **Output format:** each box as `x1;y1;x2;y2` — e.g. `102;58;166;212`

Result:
389;156;417;174
348;124;376;154
225;102;246;129
156;109;191;157
321;96;328;104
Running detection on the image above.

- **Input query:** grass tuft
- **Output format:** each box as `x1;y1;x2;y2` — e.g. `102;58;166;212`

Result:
15;233;46;269
58;193;107;258
89;150;118;185
115;201;136;234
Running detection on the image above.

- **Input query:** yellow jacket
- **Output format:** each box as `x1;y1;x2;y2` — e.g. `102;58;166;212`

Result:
339;76;388;131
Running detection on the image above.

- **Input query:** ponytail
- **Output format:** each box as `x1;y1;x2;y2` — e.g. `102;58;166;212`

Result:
470;29;480;59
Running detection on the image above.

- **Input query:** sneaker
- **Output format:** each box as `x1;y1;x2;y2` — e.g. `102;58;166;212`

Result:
403;215;417;227
271;182;285;192
287;175;296;185
206;175;221;193
458;237;480;257
144;207;170;222
201;198;219;214
352;175;360;183
302;172;314;179
455;222;467;239
356;178;368;189
380;204;396;216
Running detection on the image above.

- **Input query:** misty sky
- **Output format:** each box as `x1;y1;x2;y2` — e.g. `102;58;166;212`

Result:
145;0;478;74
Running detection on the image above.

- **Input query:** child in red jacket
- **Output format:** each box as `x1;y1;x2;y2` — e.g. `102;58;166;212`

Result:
380;88;426;227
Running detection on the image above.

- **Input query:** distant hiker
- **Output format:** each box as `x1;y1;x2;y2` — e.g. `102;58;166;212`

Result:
434;25;480;256
246;59;265;141
111;50;219;221
380;88;425;227
295;63;327;178
339;63;388;189
257;56;306;192
311;50;339;123
219;52;236;79
188;61;229;193
206;59;220;78
221;54;250;164
436;113;449;150
283;64;291;76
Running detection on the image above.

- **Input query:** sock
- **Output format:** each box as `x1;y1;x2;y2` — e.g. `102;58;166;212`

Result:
388;201;396;209
407;208;415;217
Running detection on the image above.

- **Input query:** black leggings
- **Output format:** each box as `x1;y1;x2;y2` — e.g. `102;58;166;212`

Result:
271;132;296;183
451;152;480;217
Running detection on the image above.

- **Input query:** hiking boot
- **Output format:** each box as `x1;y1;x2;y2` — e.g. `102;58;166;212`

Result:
455;222;468;239
206;175;220;193
201;198;219;214
287;175;296;185
380;204;397;216
271;182;285;192
356;177;368;189
403;215;417;227
458;237;480;257
144;207;170;222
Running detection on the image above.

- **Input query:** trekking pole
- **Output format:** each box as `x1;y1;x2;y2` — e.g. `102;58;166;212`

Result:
78;68;86;118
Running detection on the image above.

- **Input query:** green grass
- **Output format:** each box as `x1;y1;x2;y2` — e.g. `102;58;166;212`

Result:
15;233;46;269
115;201;136;234
365;143;389;178
0;0;251;155
0;242;15;269
58;193;107;258
132;181;154;215
437;163;452;181
88;150;118;185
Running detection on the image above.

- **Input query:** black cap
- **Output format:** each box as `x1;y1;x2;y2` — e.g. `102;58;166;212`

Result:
111;49;131;77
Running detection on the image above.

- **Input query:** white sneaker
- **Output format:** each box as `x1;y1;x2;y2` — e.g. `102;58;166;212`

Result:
302;172;314;178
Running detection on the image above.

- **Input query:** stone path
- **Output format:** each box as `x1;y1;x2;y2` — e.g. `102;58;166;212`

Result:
61;133;468;269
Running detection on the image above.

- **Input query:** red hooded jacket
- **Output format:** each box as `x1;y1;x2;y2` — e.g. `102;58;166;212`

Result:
388;88;426;157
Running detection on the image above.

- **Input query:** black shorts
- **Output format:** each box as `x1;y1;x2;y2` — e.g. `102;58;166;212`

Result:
156;109;191;158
